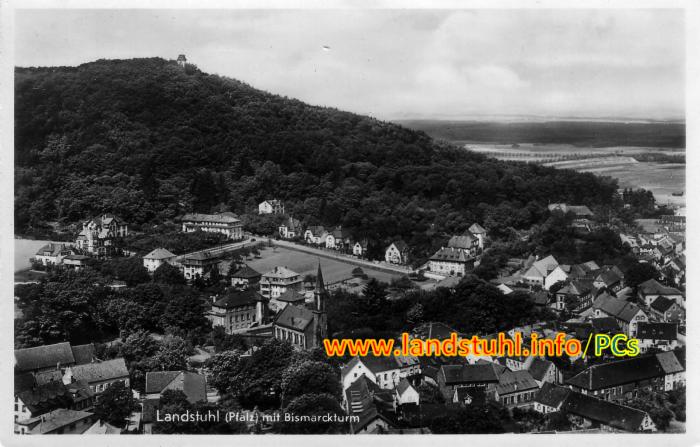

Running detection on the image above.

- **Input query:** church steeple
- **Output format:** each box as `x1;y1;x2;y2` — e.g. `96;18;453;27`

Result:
312;260;328;344
314;260;326;312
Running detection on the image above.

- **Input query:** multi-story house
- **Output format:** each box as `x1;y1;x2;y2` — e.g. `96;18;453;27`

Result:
649;296;685;323
63;358;130;395
428;247;474;277
636;322;680;353
75;214;128;257
520;255;559;287
591;294;648;337
181;252;220;281
142;247;176;273
437;363;506;400
304;226;327;245
325;227;352;250
207;289;267;334
258;199;284;215
260;266;303;299
352;239;368;257
637;279;684;308
278;217;302;239
341;355;421;391
230;264;262;288
34;243;74;266
180;212;243;240
385;241;410;265
494;369;540;408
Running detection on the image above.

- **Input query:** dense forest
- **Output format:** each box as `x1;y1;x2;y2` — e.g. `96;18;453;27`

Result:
16;58;620;256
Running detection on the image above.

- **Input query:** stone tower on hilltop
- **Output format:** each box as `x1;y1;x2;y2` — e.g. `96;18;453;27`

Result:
177;54;187;68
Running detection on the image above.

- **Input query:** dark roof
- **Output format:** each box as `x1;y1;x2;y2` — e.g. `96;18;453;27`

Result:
34;370;63;386
140;398;160;423
430;247;472;262
495;370;539;395
70;358;128;383
144;248;176;260
231;265;261;278
440;363;503;385
274;303;315;331
447;234;476;249
71;344;96;365
527;358;554;381
15;342;75;372
655;351;684;374
563;392;648;432
15;373;37;394
21;408;94;434
390;240;409;252
213;290;264;309
534;383;571;409
411;322;458;340
274;289;306;303
591;317;619;333
636;322;677;341
592;295;643;323
16;381;71;415
145;371;206;404
596;269;622;286
565;355;665;391
345;375;395;434
650;296;676;313
638;279;682;296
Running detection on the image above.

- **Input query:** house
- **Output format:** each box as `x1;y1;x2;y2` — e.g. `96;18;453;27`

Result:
230;264;262;288
636;322;679;353
494;369;540;408
278;217;302;239
548;204;595;228
562;392;656;432
207;290;267;334
544;265;570;291
394;378;419;407
565;352;685;400
468;223;487;248
145;371;207;403
272;264;327;349
533;383;571;414
63;358;130;395
385;241;409;265
637;279;684;308
553;279;597;312
341;355;420;391
75;214;128;256
527;357;560;386
16;408;95;435
84;420;122;434
260;266;303;299
15;381;74;431
452;387;486;406
353;239;369;257
593;268;624;292
326;227;352;250
269;289;306;313
258;199;284;215
428;246;475;277
520;255;559;287
591;294;648;337
656;350;686;391
304;226;327;245
62;254;90;270
180;212;243;240
142;248;176;273
649;296;685;323
447;233;479;256
181;252;220;281
34;243;74;266
437;363;505;400
344;375;396;434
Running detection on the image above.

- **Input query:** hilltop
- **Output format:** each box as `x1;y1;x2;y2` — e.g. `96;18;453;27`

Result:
15;57;618;258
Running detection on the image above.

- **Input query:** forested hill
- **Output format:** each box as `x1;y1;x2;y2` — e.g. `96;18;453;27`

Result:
15;57;618;253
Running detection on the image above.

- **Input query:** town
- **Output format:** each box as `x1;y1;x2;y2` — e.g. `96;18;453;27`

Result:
14;191;686;434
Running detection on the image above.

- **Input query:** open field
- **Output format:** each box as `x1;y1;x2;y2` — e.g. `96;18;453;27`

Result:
244;246;402;284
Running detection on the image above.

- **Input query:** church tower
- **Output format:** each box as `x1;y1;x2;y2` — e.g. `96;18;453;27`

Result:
312;261;328;344
177;54;187;68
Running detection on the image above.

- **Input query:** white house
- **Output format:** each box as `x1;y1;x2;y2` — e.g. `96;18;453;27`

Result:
468;223;487;249
180;212;242;240
34;243;74;266
258;199;284;215
353;240;368;257
521;255;559;287
592;294;648;337
385;241;409;265
544;265;570;291
142;248;177;273
394;379;419;407
278;217;302;239
260;266;303;299
304;226;326;245
340;355;420;391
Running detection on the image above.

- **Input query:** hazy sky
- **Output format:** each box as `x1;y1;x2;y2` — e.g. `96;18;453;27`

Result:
15;9;685;120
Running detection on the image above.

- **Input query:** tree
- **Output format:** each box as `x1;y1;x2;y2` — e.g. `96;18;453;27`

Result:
280;360;341;406
104;257;151;287
275;393;347;434
428;402;509;434
232;338;295;409
625;389;674;431
206;350;243;394
94;381;134;427
208;326;247;353
159;292;211;342
152;335;189;371
625;262;660;291
153;262;186;285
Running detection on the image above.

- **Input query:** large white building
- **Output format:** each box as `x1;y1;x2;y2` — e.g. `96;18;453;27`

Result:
260;266;303;299
258;200;284;215
75;214;128;256
180;212;243;240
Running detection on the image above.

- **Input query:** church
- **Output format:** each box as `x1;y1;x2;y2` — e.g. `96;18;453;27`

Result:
272;262;328;349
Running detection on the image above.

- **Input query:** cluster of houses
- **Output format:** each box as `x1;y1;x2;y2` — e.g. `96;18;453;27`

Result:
620;215;686;288
337;320;685;433
13;340;211;435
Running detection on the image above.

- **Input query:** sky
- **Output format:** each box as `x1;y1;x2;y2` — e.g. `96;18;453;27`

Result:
14;9;685;121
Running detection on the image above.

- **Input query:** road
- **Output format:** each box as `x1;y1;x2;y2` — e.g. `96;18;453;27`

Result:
173;238;255;263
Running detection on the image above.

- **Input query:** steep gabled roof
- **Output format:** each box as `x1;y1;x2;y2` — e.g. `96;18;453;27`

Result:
523;255;558;278
534;382;571;409
145;371;207;403
70;358;129;383
274;289;306;303
390;240;409;252
231;264;262;279
565;355;665;391
15;342;75;372
495;369;539;395
527;357;554;382
592;294;643;323
447;234;476;249
274;303;314;331
71;344;96;365
144;247;176;260
650;296;676;313
655;351;684;374
430;247;472;262
16;381;71;414
213;290;265;309
468;223;486;234
563;392;649;432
